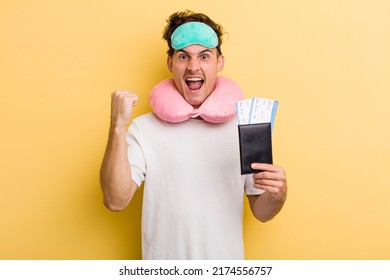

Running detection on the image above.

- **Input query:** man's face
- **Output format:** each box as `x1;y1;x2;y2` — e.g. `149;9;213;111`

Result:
167;45;224;108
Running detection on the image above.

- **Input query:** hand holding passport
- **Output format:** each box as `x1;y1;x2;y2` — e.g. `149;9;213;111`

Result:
236;98;278;174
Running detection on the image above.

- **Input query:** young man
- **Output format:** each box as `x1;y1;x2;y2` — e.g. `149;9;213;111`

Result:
100;10;287;259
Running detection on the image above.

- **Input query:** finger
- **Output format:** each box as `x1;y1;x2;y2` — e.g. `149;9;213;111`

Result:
262;186;287;201
253;182;280;195
253;178;284;189
127;94;138;106
253;181;287;200
251;163;283;172
112;91;138;105
112;89;133;96
111;90;137;101
253;170;285;182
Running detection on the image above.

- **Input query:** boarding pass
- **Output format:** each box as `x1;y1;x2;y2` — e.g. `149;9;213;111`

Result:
236;97;278;129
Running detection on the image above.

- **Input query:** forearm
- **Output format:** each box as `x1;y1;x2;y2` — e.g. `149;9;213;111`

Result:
100;125;136;211
248;193;286;222
248;163;287;222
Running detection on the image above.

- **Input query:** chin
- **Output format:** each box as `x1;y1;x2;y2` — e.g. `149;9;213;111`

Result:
186;99;203;108
187;93;211;107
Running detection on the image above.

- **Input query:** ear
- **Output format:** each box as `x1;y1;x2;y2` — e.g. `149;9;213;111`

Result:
167;56;173;72
217;54;225;73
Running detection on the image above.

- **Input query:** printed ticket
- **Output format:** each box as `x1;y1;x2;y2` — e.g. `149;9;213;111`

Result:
236;97;278;129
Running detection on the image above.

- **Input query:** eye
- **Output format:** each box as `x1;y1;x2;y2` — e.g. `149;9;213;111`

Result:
179;54;189;60
200;54;210;60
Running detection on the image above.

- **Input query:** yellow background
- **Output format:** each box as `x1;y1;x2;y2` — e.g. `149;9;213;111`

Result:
1;0;389;259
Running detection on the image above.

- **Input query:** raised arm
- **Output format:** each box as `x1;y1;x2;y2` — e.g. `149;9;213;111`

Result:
100;90;139;211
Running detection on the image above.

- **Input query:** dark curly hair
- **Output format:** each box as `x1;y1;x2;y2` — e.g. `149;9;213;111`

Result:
162;10;224;57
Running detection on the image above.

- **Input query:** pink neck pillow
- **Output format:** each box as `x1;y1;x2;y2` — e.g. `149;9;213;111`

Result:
150;76;244;123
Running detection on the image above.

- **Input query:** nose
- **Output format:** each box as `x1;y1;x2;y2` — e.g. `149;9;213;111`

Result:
187;57;200;72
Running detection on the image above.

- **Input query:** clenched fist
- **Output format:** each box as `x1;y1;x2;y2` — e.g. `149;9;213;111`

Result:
110;90;138;129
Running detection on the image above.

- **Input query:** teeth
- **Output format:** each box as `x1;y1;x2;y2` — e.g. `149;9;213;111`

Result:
186;77;203;81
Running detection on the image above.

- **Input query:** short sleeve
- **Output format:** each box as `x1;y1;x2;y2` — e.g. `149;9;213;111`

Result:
244;174;264;195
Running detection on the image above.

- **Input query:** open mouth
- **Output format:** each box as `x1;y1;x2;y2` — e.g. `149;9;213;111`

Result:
185;77;204;91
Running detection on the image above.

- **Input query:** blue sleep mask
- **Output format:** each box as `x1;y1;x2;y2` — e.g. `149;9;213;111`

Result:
171;22;218;50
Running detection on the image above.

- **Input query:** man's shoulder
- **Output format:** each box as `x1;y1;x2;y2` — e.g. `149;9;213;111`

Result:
130;112;170;131
132;112;158;124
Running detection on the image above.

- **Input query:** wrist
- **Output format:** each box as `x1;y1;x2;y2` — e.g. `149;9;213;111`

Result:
109;122;128;137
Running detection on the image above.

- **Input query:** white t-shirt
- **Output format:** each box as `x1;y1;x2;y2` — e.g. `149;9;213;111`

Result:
126;113;263;259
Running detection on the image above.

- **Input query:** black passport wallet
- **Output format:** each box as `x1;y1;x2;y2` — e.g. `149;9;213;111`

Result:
238;123;273;174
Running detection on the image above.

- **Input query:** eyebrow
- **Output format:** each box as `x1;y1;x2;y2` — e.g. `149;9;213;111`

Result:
176;49;213;55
